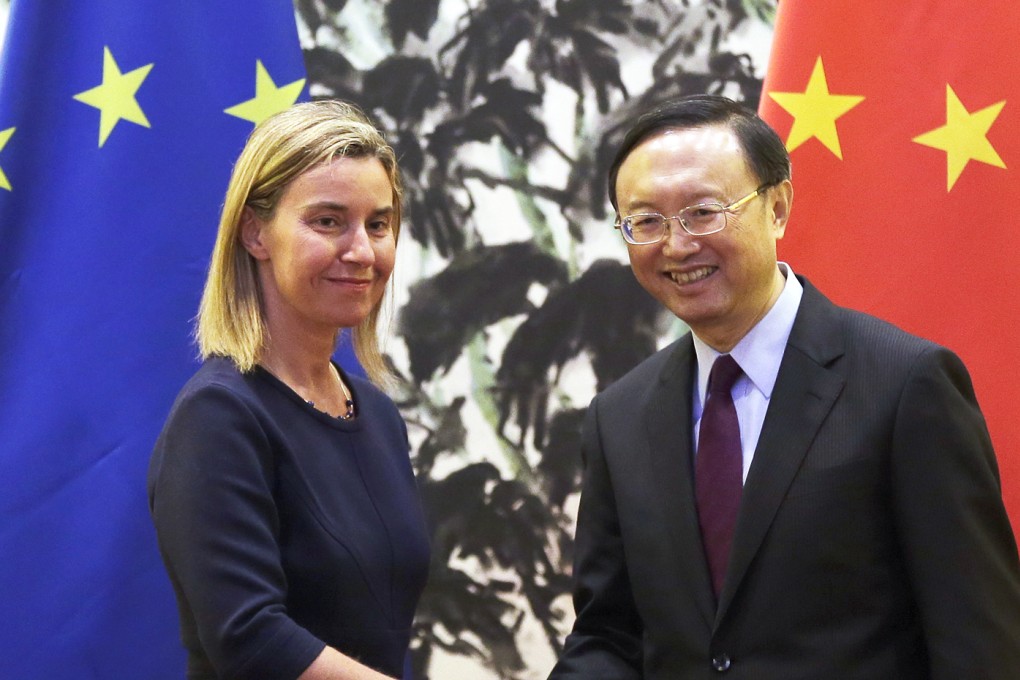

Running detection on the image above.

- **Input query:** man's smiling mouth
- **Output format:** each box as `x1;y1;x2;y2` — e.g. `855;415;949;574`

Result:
668;266;715;285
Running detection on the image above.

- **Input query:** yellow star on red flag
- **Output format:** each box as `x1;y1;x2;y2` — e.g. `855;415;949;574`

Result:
224;60;305;126
768;57;865;159
0;127;14;191
73;47;153;148
912;85;1006;191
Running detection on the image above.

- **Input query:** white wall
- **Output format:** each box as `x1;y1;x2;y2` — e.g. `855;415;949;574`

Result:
0;2;8;55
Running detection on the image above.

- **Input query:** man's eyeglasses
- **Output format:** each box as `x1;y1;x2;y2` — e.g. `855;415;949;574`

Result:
615;184;772;245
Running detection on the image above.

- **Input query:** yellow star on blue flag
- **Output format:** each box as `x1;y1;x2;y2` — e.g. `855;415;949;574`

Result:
225;60;306;126
73;47;154;147
0;127;14;191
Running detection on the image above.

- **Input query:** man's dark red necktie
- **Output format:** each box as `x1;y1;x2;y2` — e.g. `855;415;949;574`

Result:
696;354;744;598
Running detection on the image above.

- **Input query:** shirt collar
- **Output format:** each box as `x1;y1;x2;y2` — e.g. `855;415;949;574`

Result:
692;262;803;403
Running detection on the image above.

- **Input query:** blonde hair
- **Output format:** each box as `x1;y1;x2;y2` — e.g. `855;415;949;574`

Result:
196;99;402;385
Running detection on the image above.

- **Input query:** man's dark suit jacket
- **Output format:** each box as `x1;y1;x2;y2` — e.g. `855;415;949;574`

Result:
550;277;1020;680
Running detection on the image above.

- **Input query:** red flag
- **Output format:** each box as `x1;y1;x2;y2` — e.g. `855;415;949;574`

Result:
759;2;1020;534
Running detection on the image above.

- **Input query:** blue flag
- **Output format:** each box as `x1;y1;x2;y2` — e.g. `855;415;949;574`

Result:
0;2;307;676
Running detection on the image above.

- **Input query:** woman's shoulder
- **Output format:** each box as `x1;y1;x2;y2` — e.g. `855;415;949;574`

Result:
149;358;276;494
181;355;248;389
164;356;270;427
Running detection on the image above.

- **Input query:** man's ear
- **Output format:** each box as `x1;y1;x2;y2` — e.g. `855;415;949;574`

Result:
770;179;793;240
240;206;270;260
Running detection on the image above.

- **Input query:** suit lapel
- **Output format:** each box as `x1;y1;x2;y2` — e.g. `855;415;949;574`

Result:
716;281;847;622
643;336;717;627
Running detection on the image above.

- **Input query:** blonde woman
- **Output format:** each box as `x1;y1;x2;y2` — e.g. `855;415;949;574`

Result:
148;100;429;680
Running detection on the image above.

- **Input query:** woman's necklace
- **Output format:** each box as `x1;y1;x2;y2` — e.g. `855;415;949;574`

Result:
330;363;356;420
304;364;356;420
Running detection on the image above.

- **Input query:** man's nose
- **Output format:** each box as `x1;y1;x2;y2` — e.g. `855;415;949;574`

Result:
661;217;701;257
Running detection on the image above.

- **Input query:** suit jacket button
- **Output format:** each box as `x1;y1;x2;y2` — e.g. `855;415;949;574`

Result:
711;653;732;672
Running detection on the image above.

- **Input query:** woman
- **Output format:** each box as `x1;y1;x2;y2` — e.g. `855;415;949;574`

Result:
148;100;430;680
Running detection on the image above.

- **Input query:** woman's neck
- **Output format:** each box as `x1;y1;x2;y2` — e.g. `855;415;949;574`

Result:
260;345;352;419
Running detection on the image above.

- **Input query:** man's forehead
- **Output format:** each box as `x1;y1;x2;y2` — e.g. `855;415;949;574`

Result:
638;124;743;157
619;126;751;188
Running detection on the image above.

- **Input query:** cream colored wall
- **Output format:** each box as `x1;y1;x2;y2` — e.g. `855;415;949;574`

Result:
0;3;9;54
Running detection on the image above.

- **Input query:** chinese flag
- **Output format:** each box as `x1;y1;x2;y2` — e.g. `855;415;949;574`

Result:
760;2;1020;534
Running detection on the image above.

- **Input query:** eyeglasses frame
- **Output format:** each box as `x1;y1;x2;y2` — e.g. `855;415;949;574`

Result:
614;183;773;245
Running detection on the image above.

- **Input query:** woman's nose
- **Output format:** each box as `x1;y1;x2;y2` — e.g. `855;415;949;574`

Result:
340;224;375;264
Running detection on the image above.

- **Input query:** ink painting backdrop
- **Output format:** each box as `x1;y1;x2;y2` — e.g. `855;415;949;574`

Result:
296;1;776;677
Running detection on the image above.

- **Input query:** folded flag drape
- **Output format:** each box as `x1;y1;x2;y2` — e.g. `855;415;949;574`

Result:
0;2;306;676
760;1;1020;535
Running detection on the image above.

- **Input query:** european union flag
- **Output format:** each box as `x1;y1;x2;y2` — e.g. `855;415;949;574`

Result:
0;2;307;676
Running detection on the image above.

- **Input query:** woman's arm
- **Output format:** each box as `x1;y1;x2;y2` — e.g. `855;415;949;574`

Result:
297;647;396;680
150;381;324;678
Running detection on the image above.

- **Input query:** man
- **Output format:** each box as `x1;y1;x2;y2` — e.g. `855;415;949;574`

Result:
549;95;1020;679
